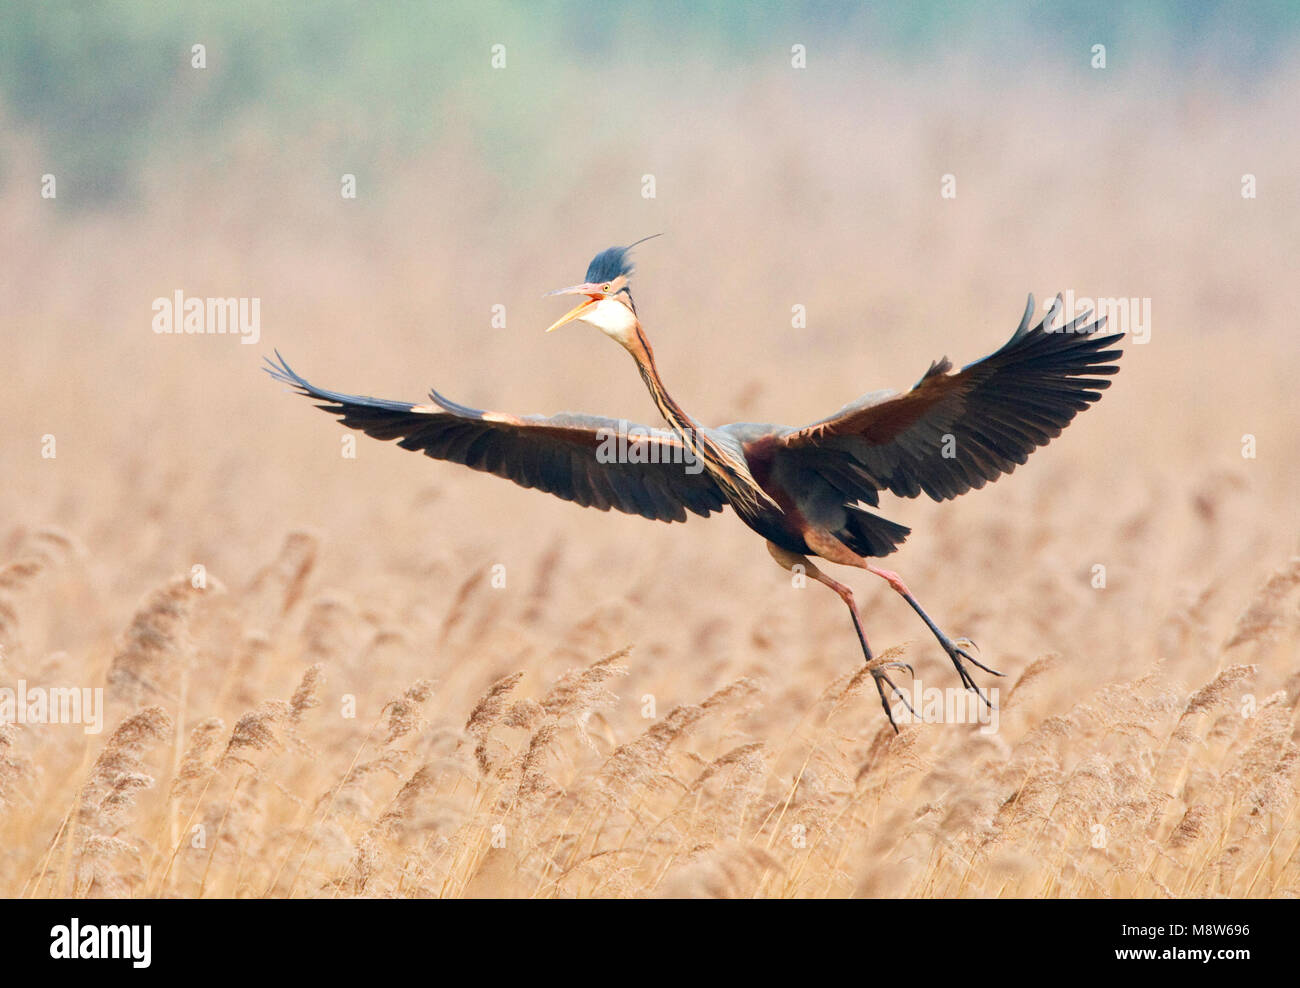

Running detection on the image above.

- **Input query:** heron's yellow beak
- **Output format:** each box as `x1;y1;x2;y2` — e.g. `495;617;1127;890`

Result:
544;284;603;332
545;297;598;333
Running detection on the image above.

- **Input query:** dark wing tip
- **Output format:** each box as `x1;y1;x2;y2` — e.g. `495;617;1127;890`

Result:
426;386;483;418
1013;293;1035;338
916;356;953;387
263;350;307;391
263;353;418;413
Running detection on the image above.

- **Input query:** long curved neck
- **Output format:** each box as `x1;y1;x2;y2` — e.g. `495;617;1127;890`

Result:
625;324;704;440
623;322;776;515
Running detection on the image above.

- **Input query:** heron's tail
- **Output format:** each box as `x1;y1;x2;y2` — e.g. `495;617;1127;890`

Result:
836;505;911;558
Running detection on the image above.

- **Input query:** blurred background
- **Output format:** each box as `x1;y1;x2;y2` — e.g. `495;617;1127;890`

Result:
1;2;1297;897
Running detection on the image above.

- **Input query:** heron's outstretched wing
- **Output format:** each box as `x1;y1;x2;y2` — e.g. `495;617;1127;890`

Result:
265;353;727;522
775;295;1123;503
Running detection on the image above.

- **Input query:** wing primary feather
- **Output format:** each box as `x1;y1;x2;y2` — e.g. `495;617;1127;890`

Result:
773;293;1124;506
268;353;726;524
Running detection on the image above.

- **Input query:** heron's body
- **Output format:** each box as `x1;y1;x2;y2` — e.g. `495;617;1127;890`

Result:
732;428;867;556
267;240;1123;730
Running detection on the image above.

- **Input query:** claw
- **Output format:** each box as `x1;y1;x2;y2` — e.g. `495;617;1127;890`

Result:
936;636;1001;710
892;590;1002;715
867;658;916;733
952;636;1002;676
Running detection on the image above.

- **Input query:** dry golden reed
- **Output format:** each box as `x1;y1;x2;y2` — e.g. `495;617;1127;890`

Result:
106;576;212;709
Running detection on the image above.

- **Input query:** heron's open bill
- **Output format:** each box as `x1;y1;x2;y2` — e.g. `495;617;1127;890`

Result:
266;239;1123;732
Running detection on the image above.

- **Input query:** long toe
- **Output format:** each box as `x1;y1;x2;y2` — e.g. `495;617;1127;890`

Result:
939;637;1000;709
869;666;915;733
952;636;1002;676
872;677;900;733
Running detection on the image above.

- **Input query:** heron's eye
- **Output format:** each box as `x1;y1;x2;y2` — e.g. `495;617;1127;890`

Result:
602;284;611;293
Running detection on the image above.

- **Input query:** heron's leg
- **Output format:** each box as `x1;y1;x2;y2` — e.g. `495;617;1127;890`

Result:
800;533;1003;709
864;563;1002;707
766;542;915;732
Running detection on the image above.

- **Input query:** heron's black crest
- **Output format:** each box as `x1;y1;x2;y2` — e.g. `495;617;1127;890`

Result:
585;246;634;284
583;234;661;285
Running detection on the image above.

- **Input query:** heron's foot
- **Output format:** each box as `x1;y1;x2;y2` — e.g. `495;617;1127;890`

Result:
867;658;916;734
939;635;1002;708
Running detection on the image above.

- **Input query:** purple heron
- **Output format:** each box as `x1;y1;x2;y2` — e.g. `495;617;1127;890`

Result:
266;240;1123;730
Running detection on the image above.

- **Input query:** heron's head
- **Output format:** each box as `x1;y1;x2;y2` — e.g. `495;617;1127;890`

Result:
545;237;658;345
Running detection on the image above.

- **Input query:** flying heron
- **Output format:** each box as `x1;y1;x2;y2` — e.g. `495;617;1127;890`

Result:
266;240;1122;730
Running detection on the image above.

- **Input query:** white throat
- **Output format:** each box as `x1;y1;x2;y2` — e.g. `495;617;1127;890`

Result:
583;297;637;343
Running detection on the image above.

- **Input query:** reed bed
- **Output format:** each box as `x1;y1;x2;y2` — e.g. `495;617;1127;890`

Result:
1;54;1296;897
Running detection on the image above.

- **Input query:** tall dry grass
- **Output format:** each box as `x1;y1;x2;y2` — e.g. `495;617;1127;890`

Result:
0;54;1297;897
